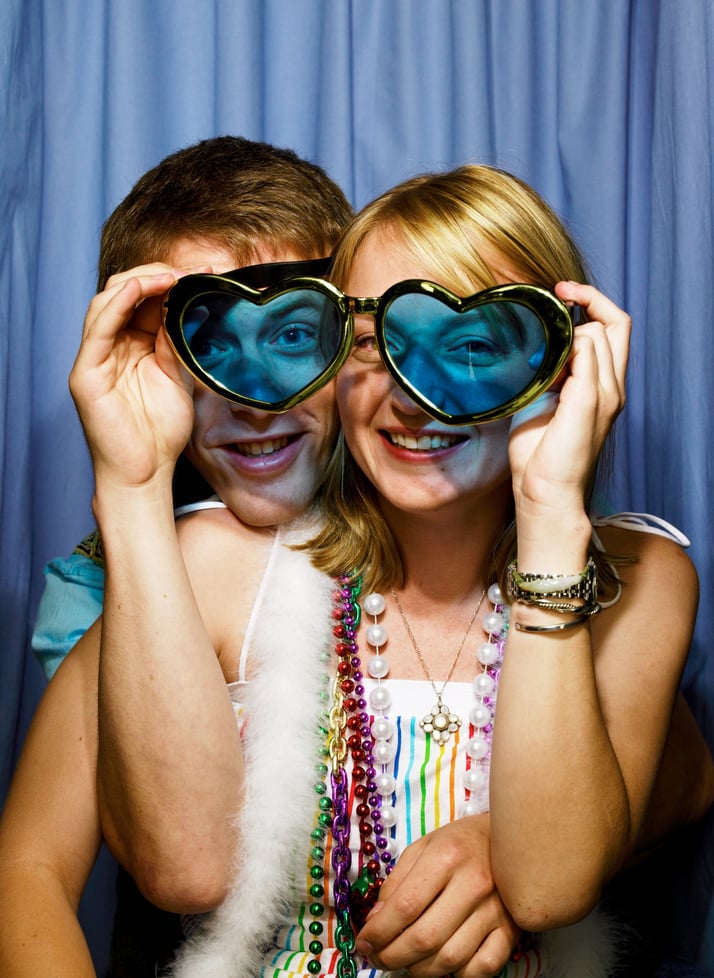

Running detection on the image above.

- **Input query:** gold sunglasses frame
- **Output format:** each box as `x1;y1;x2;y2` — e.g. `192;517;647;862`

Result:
164;272;574;423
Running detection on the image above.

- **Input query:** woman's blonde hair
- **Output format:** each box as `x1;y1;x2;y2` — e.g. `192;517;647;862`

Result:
304;165;622;596
330;164;587;296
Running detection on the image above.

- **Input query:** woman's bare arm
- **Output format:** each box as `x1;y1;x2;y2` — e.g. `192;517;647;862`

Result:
0;642;102;977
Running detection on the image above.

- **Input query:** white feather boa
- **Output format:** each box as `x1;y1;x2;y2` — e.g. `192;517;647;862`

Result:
168;532;622;978
168;527;335;978
537;910;624;978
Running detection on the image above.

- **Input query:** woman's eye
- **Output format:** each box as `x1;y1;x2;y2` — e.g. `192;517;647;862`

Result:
352;332;380;361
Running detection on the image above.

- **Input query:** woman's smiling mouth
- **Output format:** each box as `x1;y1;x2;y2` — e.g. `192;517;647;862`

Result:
385;430;467;452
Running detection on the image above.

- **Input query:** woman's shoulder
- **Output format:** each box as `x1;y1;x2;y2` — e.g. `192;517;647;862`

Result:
593;516;698;644
594;512;694;566
596;518;697;590
593;512;690;548
590;518;698;692
175;505;279;665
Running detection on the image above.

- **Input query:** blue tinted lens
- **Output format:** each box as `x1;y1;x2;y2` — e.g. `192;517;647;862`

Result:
382;293;548;417
181;288;343;404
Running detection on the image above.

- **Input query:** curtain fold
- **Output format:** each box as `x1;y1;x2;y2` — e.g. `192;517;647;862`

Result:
641;0;714;728
1;0;43;795
2;0;712;968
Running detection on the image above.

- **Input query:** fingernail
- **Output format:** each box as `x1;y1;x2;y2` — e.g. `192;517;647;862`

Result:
355;938;373;955
557;282;576;298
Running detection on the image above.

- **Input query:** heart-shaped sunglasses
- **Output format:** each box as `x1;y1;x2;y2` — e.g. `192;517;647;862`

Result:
164;259;575;426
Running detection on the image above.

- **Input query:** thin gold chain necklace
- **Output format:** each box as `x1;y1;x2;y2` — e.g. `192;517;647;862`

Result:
390;587;486;744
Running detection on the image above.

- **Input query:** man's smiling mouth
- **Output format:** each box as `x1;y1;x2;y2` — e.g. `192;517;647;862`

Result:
232;435;295;457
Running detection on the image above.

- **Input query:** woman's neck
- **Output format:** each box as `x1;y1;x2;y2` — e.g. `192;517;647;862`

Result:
380;488;512;602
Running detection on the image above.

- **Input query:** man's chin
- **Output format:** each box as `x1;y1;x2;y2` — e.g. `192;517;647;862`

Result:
225;490;316;529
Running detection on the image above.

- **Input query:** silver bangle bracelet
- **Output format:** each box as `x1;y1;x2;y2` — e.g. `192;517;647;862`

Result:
512;599;601;633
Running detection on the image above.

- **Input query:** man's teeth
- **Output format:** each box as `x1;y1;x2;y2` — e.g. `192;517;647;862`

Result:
389;432;460;451
235;436;290;456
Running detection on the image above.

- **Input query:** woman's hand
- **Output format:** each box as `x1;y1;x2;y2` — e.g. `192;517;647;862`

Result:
355;816;520;978
508;284;630;510
68;263;208;490
507;282;631;565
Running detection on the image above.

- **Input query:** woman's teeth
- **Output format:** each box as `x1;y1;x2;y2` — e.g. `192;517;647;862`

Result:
388;432;461;451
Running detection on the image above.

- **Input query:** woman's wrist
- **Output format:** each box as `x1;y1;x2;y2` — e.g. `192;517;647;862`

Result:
506;556;601;633
513;516;592;575
509;600;597;634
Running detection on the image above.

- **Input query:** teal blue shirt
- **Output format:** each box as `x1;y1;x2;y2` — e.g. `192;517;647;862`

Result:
32;553;105;680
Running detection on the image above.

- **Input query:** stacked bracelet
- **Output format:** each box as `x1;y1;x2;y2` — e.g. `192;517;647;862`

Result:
506;557;601;633
507;557;597;600
511;602;601;633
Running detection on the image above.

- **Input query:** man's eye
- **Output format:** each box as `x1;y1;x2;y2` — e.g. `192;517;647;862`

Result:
352;333;380;361
190;331;229;365
271;323;318;350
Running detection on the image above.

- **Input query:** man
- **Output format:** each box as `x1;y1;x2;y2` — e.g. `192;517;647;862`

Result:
0;134;353;976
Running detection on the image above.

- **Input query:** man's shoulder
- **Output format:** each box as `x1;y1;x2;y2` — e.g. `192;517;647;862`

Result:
177;506;277;579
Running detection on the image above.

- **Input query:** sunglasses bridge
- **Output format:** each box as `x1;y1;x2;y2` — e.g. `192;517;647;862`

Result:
348;297;381;317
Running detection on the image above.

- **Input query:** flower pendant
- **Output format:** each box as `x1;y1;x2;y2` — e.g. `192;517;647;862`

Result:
420;698;461;745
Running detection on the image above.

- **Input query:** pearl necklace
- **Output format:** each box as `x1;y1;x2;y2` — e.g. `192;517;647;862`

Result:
365;582;507;816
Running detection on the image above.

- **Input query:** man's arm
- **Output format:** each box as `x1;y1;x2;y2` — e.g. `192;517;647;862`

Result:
95;502;246;912
68;266;245;909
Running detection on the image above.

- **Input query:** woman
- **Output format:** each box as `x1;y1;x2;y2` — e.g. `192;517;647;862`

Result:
168;166;710;977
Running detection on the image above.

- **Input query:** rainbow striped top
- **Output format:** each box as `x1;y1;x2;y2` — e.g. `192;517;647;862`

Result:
238;679;545;978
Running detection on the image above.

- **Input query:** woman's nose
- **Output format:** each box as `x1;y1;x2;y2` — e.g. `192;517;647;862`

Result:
386;343;437;416
389;376;428;416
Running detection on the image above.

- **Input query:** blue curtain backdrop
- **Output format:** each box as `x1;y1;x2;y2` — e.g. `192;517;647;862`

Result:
2;0;713;970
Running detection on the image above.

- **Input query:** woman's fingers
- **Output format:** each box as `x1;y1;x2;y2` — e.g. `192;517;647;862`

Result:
508;390;560;435
507;283;632;524
357;837;438;950
360;878;517;978
556;280;631;395
556;280;629;328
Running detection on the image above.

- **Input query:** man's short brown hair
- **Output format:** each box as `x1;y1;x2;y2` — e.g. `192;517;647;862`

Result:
98;135;353;286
